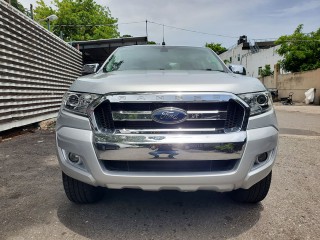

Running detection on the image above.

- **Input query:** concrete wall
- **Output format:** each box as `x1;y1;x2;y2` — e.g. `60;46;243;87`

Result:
0;0;82;132
260;68;320;104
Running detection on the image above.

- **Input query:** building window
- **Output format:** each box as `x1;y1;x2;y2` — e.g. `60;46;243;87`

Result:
258;67;262;76
230;57;232;63
238;54;240;61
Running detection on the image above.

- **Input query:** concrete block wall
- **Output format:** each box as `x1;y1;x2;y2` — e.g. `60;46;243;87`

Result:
260;68;320;104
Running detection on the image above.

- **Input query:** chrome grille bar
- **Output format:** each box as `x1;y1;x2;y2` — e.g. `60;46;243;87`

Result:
117;128;224;134
112;110;227;121
90;92;249;134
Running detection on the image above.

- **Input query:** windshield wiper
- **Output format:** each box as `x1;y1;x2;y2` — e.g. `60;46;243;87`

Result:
204;69;225;72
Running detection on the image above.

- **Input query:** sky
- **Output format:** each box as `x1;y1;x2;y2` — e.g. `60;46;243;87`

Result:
19;0;320;48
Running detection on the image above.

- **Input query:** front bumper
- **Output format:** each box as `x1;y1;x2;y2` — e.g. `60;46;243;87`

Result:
56;114;278;192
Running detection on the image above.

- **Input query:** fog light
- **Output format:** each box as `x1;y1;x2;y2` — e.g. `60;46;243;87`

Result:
255;152;268;164
68;152;81;164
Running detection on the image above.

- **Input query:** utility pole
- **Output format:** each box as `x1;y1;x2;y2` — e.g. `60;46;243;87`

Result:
162;24;165;45
145;20;148;39
30;4;33;20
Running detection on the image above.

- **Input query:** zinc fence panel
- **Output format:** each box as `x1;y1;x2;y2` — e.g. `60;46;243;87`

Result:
0;0;82;132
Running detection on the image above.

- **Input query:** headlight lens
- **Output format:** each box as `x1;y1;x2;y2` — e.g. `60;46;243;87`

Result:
62;92;101;116
238;91;272;116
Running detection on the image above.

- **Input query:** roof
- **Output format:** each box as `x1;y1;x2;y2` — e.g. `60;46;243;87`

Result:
70;36;148;65
242;41;276;50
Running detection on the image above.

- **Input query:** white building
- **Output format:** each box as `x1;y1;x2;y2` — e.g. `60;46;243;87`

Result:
219;36;284;78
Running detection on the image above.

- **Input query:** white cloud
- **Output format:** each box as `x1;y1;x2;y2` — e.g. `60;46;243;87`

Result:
18;0;320;47
105;0;268;46
269;0;320;16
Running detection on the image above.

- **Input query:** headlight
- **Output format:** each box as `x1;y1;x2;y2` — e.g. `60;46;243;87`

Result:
238;91;272;116
62;92;101;116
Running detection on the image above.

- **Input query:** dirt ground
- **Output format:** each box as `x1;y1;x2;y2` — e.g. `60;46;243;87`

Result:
0;106;319;240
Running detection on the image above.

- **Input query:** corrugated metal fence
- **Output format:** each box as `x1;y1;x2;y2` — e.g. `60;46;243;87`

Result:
0;0;82;132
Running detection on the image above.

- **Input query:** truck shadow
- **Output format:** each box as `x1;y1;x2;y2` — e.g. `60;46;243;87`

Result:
57;189;263;239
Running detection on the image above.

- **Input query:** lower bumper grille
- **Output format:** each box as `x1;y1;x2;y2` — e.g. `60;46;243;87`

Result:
102;160;238;172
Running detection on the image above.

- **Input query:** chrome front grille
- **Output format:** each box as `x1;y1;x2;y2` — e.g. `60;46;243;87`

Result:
92;93;249;134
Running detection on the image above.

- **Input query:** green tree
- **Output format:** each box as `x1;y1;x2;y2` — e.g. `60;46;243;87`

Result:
34;0;119;41
147;41;157;45
275;24;320;72
260;65;273;77
223;59;230;65
11;0;25;13
205;42;227;55
34;0;55;23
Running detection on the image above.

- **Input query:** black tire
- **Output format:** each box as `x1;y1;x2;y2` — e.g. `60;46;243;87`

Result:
230;171;272;203
62;172;104;204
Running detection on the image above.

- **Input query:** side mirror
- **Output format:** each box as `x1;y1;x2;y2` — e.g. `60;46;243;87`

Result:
229;65;246;75
82;63;99;75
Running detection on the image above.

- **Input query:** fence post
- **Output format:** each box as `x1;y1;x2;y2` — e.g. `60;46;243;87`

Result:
274;63;280;89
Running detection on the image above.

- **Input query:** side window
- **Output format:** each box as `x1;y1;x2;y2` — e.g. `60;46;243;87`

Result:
105;55;115;72
104;53;125;72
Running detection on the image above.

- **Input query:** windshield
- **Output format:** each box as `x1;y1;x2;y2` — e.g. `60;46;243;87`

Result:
103;46;226;72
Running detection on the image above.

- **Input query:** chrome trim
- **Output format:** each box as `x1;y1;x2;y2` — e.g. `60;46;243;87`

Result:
94;131;246;144
188;110;221;114
112;110;227;121
112;111;152;121
94;131;246;161
87;92;250;134
101;92;235;103
187;112;226;121
113;111;152;114
117;128;223;134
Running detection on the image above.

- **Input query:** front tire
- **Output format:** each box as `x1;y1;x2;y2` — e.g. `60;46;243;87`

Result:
62;172;104;204
230;171;272;203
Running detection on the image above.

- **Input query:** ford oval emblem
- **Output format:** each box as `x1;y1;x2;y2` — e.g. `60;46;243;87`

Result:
151;107;187;124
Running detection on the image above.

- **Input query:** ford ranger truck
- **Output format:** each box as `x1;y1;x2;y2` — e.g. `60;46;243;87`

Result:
56;45;278;204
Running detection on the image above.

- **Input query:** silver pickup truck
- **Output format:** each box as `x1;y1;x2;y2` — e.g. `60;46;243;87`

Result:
56;45;278;204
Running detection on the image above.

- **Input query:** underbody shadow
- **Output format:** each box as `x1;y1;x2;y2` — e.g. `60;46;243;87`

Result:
57;189;263;239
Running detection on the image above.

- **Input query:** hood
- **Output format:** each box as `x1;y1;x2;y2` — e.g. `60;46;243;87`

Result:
70;70;266;94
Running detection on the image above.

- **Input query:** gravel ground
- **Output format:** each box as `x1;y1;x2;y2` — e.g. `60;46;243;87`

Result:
0;108;320;240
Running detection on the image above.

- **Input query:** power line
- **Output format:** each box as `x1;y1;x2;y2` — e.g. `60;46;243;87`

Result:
56;19;239;39
252;38;320;42
56;20;320;43
147;20;239;39
57;21;145;27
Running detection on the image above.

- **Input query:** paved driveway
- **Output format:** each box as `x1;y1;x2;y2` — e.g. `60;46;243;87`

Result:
0;106;319;240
